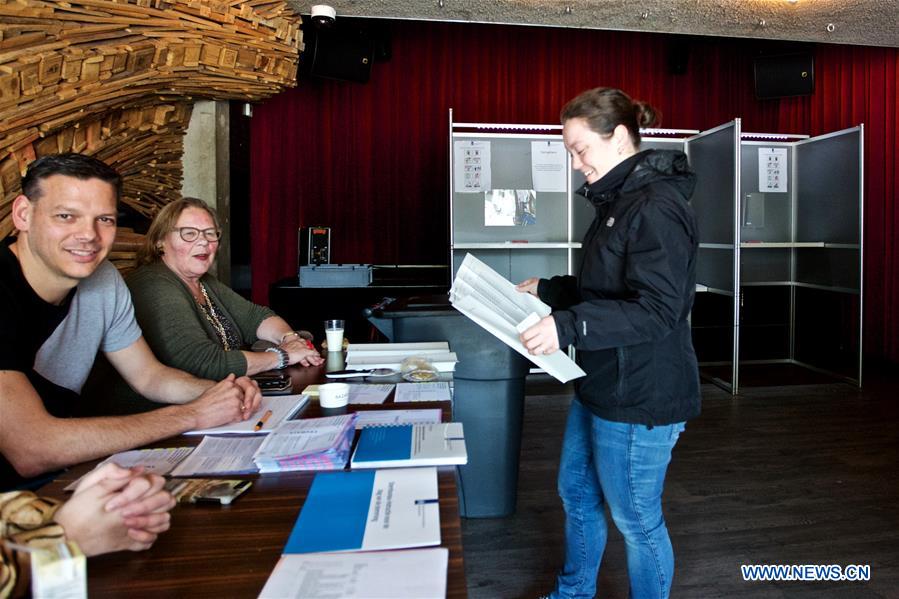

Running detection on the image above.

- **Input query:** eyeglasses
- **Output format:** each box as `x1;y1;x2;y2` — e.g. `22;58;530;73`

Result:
174;227;222;242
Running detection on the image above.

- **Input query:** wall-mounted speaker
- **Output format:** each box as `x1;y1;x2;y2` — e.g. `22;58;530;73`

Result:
753;52;815;99
667;39;690;75
303;24;374;83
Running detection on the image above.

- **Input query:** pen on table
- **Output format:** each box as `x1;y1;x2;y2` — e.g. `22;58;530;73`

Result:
254;409;273;431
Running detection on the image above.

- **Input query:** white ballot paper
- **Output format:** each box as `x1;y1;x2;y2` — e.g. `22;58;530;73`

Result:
170;436;265;477
65;447;193;491
348;384;394;405
394;382;452;403
259;547;448;599
450;253;586;383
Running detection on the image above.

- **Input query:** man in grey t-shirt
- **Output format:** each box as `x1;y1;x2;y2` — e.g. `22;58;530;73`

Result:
0;154;262;490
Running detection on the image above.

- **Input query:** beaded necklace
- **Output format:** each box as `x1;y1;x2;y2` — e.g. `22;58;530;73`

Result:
197;283;232;351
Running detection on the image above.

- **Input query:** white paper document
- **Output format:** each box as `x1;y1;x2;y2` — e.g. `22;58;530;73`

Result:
258;548;449;599
346;352;458;372
347;342;449;357
354;409;443;429
185;394;309;435
170;436;265;477
65;447;193;491
531;140;567;192
394;382;452;403
346;342;457;372
252;415;356;473
758;147;788;192
348;384;394;405
453;140;491;193
351;423;467;469
449;253;586;383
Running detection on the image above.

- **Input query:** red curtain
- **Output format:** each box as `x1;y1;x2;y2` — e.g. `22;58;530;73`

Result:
251;21;899;363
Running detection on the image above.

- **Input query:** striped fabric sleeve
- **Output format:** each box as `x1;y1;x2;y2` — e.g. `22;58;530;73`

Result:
0;491;64;599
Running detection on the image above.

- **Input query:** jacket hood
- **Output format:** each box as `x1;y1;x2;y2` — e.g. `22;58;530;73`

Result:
578;149;695;206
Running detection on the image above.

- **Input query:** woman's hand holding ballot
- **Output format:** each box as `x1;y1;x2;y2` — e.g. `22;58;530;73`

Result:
516;279;561;356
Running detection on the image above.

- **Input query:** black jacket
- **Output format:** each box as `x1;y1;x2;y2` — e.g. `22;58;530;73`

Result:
538;149;701;426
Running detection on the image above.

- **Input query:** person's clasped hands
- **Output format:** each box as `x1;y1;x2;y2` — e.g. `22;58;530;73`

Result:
190;373;263;429
54;462;175;556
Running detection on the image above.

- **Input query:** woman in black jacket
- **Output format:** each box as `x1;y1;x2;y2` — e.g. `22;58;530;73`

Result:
518;87;700;599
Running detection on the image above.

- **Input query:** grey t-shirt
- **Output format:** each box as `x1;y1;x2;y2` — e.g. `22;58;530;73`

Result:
34;261;142;394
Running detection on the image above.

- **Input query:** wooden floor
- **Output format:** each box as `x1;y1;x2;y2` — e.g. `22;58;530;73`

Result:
462;366;899;598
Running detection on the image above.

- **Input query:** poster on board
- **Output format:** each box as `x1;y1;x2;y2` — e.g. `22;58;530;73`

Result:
454;140;491;193
758;147;787;193
531;141;566;192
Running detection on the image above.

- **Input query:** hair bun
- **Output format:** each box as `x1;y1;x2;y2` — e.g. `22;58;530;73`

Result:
634;100;660;129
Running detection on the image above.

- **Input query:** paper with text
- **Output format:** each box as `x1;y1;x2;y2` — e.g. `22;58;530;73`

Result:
531;140;567;192
185;394;309;435
450;253;586;383
453;140;491;193
348;384;394;405
284;468;440;553
252;414;356;472
259;548;448;599
170;436;264;476
354;409;443;429
394;382;452;403
351;423;467;469
65;447;193;491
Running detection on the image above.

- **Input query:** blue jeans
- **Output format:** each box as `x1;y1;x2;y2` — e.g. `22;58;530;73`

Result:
551;400;685;599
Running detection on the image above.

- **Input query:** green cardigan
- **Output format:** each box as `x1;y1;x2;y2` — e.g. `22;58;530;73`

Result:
80;262;275;416
127;261;275;379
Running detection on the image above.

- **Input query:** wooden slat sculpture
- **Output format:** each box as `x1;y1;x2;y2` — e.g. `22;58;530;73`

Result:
0;0;303;266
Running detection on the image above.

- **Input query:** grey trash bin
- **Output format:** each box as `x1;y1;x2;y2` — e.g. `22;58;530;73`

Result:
367;295;531;518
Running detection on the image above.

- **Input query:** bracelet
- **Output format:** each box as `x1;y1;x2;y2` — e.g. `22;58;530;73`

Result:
280;331;301;344
265;346;289;369
281;330;315;349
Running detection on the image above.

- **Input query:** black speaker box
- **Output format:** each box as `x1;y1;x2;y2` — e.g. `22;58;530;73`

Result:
753;52;815;99
667;39;690;75
303;24;374;83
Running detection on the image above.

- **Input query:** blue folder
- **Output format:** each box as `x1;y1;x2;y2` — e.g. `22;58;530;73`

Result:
284;470;375;553
353;425;414;462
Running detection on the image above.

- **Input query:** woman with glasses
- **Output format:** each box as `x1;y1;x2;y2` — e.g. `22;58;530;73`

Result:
86;198;323;415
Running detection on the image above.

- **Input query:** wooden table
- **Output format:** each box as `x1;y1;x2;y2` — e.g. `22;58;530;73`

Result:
40;362;467;598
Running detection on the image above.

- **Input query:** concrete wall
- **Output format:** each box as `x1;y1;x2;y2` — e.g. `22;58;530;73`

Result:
182;100;232;284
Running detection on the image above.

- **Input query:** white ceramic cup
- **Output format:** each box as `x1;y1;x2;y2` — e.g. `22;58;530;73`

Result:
318;382;349;408
324;319;345;352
